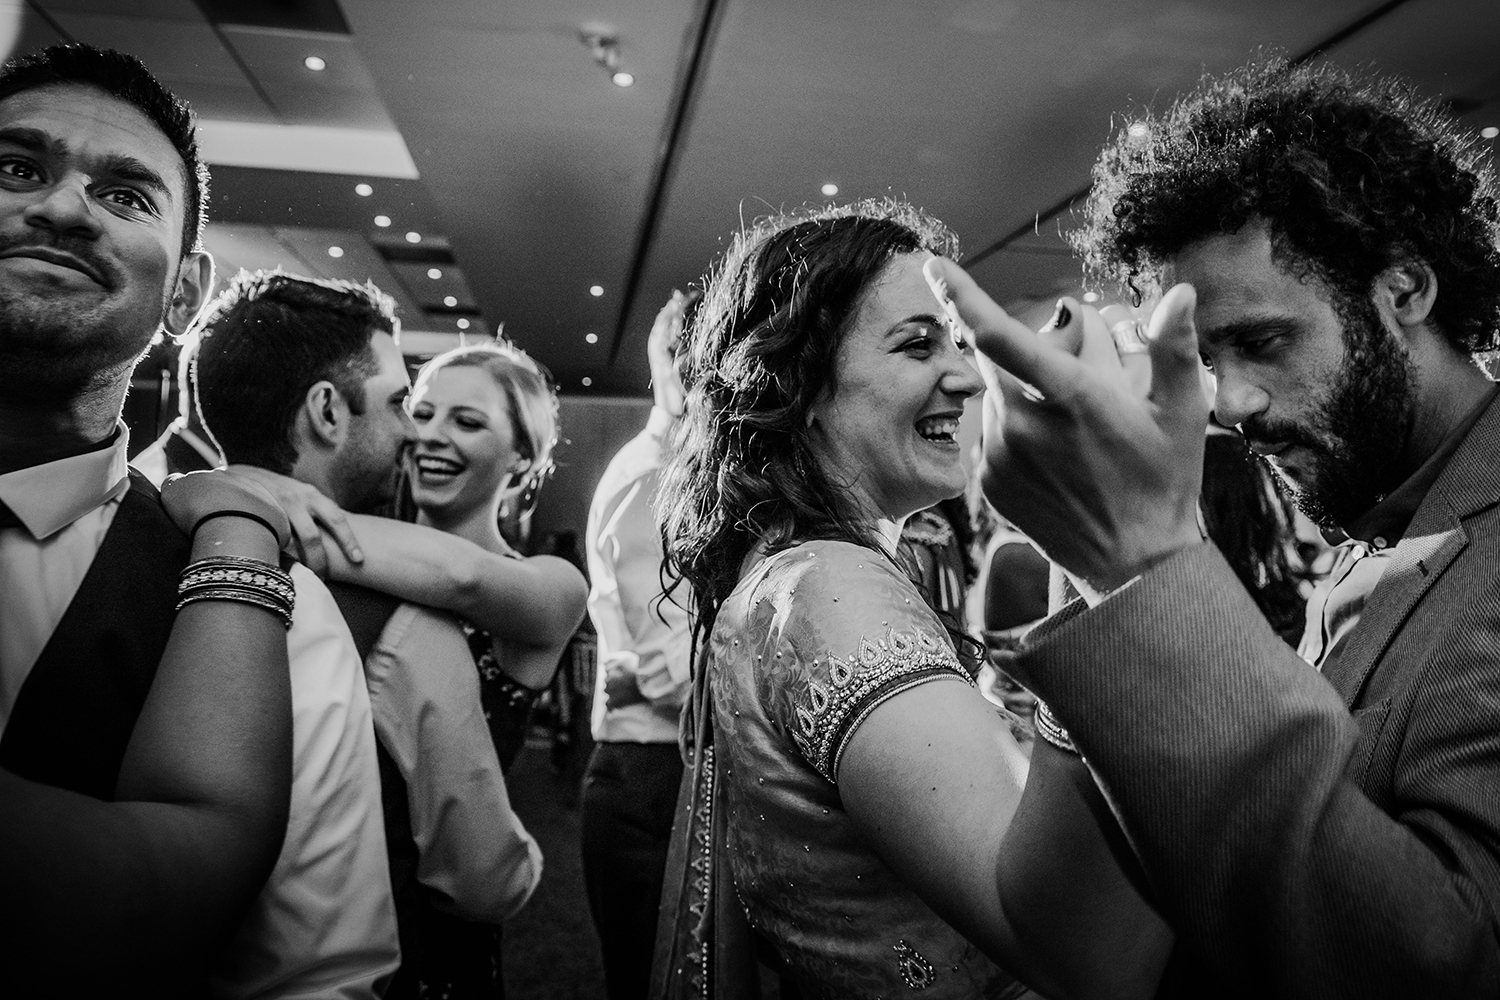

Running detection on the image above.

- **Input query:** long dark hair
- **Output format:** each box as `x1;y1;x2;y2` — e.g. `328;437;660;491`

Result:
657;200;959;648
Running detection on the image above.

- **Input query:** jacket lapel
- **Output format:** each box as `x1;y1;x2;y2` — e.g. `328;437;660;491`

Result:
1322;506;1464;707
1323;392;1500;707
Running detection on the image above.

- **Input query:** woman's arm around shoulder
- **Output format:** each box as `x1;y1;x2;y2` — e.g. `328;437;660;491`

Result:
332;514;588;651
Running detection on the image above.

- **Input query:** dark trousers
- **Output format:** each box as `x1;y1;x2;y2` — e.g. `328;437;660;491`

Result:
581;741;685;1000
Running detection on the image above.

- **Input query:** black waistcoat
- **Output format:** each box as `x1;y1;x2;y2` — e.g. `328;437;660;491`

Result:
0;470;188;800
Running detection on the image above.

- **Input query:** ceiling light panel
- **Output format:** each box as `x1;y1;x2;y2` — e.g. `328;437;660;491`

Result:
198;120;420;178
44;9;271;121
217;27;398;131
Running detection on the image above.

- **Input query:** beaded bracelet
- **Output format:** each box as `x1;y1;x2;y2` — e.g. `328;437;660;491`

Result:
1033;700;1080;756
176;556;295;630
180;556;296;605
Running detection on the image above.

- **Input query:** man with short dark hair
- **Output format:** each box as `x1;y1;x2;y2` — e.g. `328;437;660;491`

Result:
934;57;1500;997
0;43;295;992
194;270;405;998
195;269;413;521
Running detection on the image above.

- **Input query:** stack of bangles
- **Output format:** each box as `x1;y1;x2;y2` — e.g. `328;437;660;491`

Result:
1034;700;1080;756
177;554;295;630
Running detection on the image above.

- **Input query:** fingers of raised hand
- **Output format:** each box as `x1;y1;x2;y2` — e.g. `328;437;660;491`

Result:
1074;302;1129;377
924;258;1069;390
650;292;687;342
1145;283;1211;424
1038;299;1084;357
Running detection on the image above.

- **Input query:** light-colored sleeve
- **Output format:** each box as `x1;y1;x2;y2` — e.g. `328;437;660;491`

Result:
747;542;974;784
589;463;691;707
365;603;543;924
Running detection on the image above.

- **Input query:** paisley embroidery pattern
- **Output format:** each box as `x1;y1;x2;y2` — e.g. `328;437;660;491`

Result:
790;624;970;782
894;939;937;990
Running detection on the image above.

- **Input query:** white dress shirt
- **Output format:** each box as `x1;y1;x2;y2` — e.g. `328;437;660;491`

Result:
366;602;543;923
0;424;130;734
1;427;398;996
585;407;692;743
211;566;400;1000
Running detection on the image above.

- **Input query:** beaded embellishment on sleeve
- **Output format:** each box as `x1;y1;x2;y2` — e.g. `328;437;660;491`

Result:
791;625;972;783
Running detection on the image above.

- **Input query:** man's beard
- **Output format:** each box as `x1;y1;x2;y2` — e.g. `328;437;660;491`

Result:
1244;298;1418;529
330;421;403;515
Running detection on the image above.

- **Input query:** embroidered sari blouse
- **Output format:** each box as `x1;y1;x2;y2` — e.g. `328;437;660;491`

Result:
711;540;1023;1000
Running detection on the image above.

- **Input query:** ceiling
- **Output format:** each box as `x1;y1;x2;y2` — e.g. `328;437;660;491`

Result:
3;0;1499;394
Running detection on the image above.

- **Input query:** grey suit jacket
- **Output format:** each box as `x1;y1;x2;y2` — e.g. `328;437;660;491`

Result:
1016;394;1500;998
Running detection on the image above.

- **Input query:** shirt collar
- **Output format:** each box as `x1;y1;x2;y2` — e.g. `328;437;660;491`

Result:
0;421;131;540
1342;384;1500;548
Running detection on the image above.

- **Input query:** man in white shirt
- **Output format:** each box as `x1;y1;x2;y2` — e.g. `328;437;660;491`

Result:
192;271;412;999
583;292;694;1000
0;44;296;993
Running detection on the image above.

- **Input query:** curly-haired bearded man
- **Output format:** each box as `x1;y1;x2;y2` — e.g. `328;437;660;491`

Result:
930;57;1500;998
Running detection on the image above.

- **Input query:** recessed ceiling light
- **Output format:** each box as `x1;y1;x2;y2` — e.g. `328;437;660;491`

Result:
585;333;599;344
443;295;458;307
1082;291;1100;303
582;377;593;387
427;267;442;279
406;231;421;243
373;214;391;227
304;56;327;72
589;284;604;297
354;182;373;196
612;71;635;87
456;318;470;330
327;245;344;258
1484;126;1500;139
821;182;838;197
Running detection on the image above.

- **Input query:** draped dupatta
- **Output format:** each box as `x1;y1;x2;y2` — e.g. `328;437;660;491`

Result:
649;641;760;1000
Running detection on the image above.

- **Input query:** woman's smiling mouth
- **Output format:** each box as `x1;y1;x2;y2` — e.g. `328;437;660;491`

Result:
414;454;465;483
915;414;960;445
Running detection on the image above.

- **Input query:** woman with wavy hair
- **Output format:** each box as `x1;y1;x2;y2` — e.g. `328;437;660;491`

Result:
652;201;1171;1000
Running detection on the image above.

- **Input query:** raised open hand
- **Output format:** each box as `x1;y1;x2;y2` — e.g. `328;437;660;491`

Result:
925;258;1208;595
647;290;689;418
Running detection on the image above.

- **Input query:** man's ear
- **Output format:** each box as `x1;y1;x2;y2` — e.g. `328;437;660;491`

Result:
302;381;350;448
1376;259;1438;331
164;250;215;337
